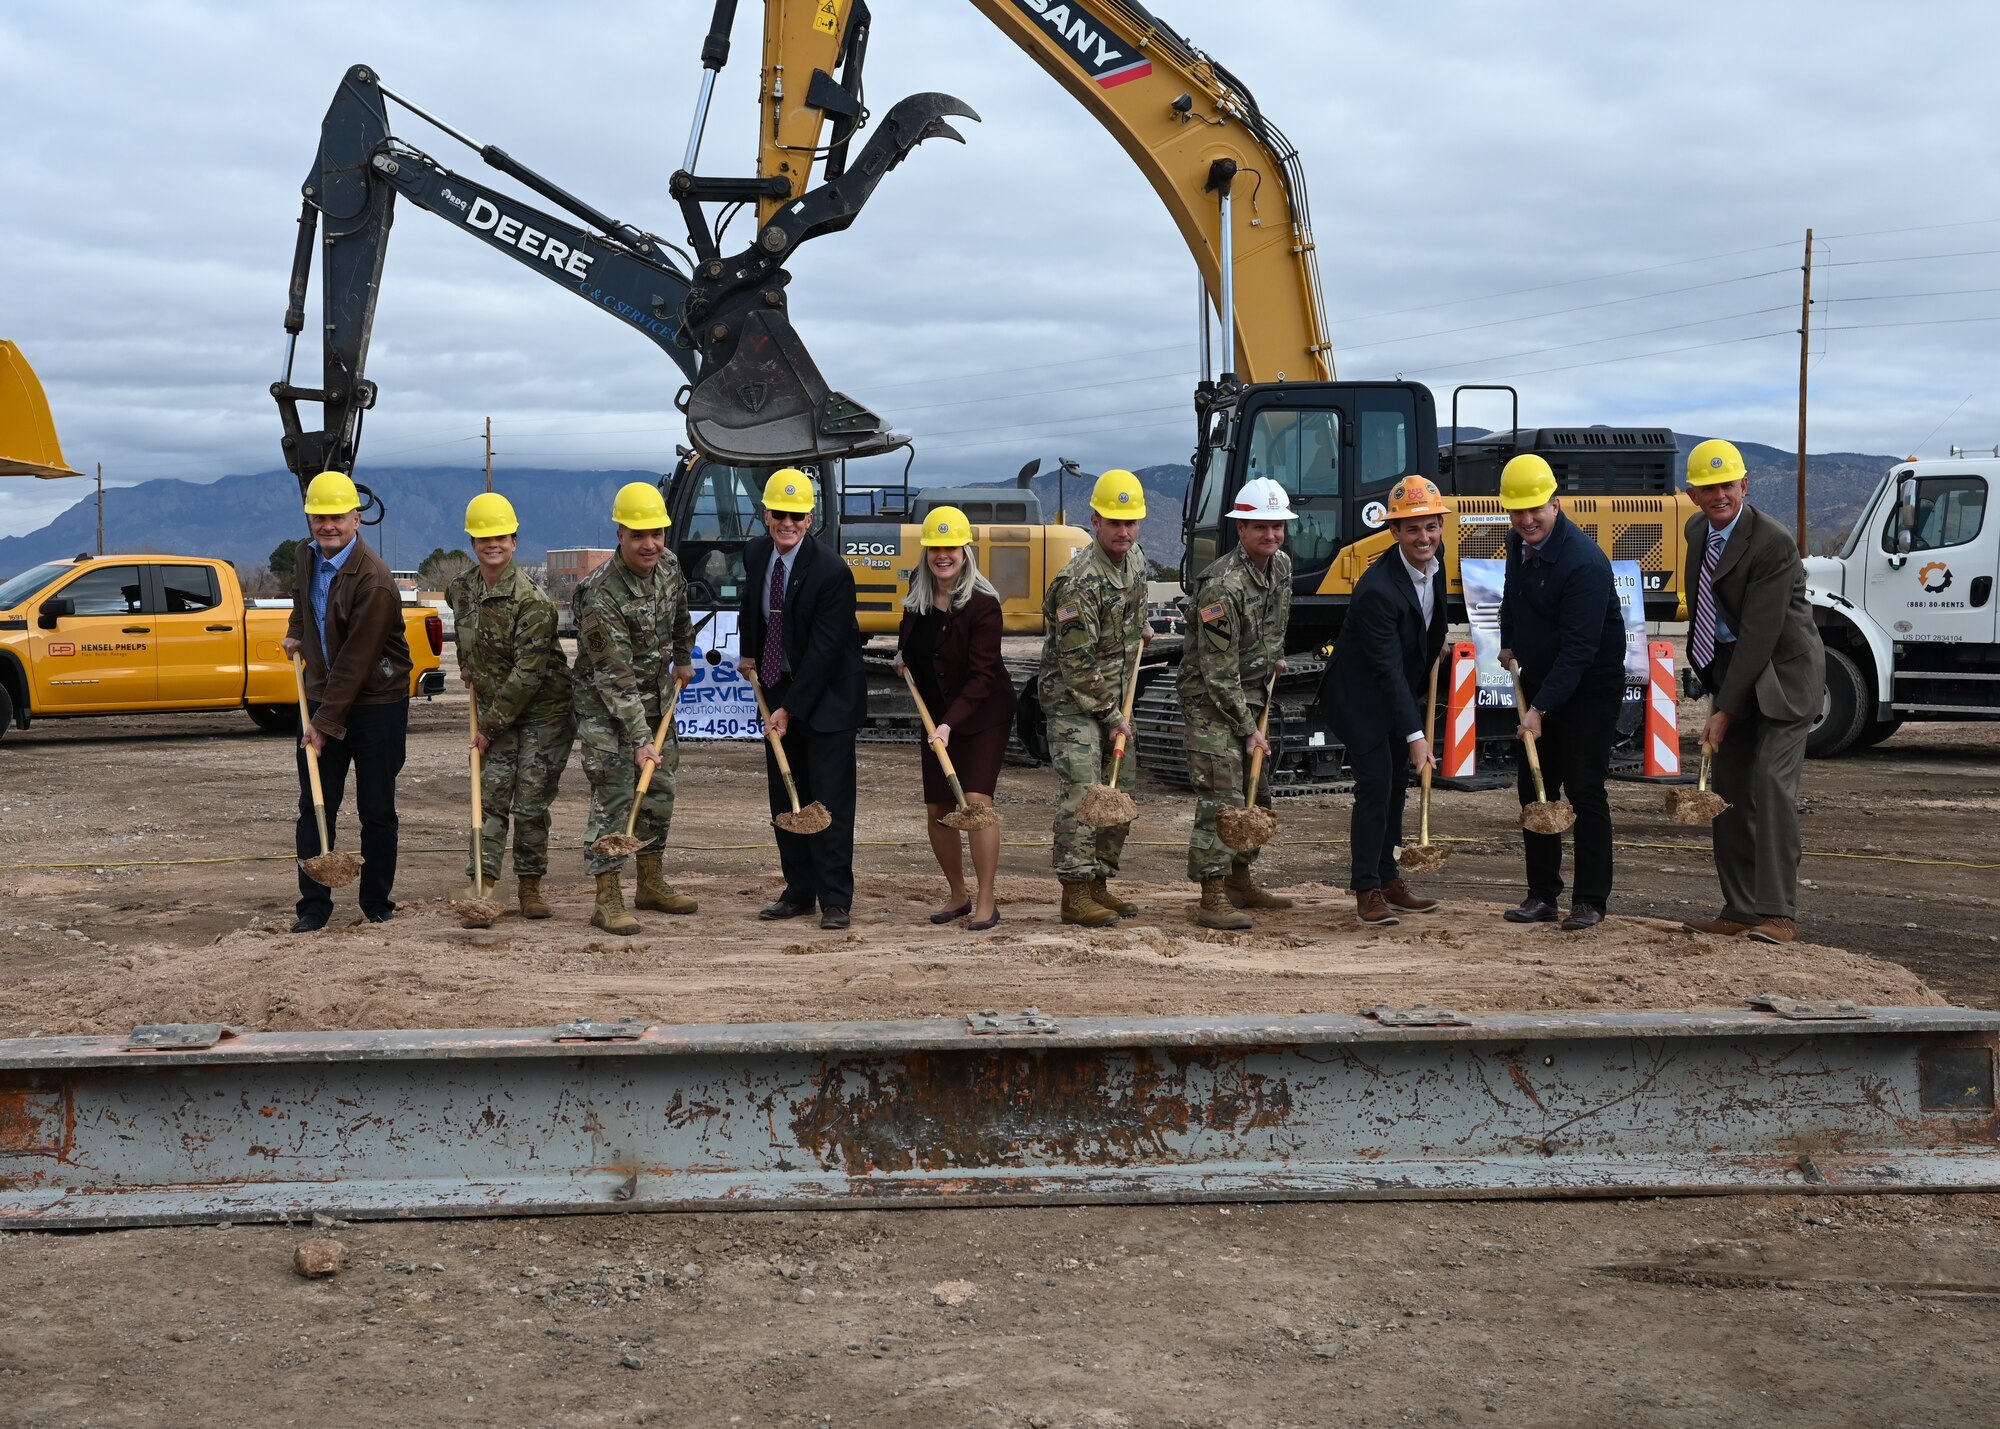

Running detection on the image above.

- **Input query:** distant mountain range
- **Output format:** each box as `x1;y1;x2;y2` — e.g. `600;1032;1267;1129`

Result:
0;436;1903;582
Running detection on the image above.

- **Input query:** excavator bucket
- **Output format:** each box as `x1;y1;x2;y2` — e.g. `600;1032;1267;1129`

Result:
684;305;908;465
0;341;80;478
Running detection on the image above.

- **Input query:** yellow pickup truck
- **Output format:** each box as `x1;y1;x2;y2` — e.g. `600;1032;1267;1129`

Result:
0;554;444;742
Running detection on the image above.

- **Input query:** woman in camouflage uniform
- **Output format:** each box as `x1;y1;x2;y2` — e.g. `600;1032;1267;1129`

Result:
447;491;575;924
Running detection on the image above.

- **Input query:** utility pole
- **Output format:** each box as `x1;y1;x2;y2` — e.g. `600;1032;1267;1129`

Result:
484;417;494;492
1795;228;1813;556
95;463;104;555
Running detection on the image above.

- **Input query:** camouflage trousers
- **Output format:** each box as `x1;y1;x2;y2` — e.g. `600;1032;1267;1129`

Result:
1048;710;1129;883
1184;702;1271;881
579;711;679;876
468;713;576;882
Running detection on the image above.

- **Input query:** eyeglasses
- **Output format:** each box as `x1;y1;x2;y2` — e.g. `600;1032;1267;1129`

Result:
765;512;809;525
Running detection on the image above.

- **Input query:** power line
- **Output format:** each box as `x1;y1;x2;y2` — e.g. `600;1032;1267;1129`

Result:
1389;328;1794;383
1340;267;1795;352
1331;239;1798;324
1821;218;2000;240
1910;392;1977;456
1824;314;2000;331
1818;287;2000;303
1822;247;2000;267
1381;305;1795;377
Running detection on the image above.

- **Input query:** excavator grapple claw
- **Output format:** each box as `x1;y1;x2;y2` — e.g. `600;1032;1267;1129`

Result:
683;306;907;465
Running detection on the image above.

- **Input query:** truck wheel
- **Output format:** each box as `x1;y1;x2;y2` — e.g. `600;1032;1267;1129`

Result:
1806;648;1869;758
1854;716;1903;749
246;703;300;736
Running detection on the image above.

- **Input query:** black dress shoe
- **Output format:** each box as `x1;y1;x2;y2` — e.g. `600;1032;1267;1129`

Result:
362;909;394;924
289;913;329;934
929;901;973;925
758;899;815;920
820;906;851;930
1561;905;1606;931
1503;897;1560;924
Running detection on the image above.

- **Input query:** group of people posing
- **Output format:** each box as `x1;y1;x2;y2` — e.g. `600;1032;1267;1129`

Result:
284;436;1819;947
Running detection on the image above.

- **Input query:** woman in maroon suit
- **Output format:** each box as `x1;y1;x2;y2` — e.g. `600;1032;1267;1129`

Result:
895;507;1016;929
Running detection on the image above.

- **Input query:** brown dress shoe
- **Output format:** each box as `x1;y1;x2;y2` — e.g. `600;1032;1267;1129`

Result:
1745;917;1798;945
1355;888;1400;927
1382;878;1439;914
1683;915;1753;936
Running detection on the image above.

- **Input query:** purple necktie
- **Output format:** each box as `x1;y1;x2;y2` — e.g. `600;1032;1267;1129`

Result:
760;554;785;685
1689;530;1725;669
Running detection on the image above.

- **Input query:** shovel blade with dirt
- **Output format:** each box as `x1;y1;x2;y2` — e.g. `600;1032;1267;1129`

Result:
1218;667;1282;852
1507;659;1576;835
590;684;686;858
747;669;832;835
1398;651;1451;873
292;659;363;889
1666;741;1731;825
1078;645;1144;830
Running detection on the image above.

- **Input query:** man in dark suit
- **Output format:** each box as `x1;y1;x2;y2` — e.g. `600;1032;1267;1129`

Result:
1325;476;1452;926
1496;454;1628;932
737;467;867;929
1678;439;1826;945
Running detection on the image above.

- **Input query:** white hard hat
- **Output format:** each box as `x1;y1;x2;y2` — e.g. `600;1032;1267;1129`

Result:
1228;477;1299;522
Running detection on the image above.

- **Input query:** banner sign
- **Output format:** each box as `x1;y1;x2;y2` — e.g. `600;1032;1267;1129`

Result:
1461;558;1647;711
675;611;764;740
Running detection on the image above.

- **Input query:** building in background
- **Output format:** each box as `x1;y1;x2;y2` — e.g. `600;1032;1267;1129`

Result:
546;548;614;633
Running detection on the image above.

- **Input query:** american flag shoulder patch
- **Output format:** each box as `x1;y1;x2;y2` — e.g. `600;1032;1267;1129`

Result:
1199;602;1227;623
1056;603;1081;623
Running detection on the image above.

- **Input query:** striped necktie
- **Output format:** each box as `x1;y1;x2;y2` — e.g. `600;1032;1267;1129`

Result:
760;554;786;685
1689;529;1726;669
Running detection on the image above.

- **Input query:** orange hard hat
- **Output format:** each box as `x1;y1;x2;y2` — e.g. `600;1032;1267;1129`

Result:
1383;475;1451;521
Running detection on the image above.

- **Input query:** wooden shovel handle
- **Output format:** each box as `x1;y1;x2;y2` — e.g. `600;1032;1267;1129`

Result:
899;665;976;814
292;658;331;856
746;669;804;813
1697;741;1714;793
1105;643;1145;785
1506;660;1551;803
468;689;486;895
1244;665;1281;808
1419;651;1443;844
625;683;684;836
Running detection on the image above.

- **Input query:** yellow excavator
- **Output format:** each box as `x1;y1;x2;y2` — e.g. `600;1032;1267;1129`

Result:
0;341;79;480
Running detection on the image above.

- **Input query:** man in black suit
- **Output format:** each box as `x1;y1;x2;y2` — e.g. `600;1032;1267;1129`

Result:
1678;439;1826;945
737;467;867;929
1325;476;1452;926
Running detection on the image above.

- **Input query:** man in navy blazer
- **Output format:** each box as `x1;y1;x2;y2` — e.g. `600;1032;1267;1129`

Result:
737;468;867;928
1324;476;1452;926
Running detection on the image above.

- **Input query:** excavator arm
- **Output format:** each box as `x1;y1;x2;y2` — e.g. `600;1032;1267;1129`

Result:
275;57;975;492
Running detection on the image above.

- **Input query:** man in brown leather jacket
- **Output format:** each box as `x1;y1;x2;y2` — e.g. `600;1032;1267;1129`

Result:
283;471;413;932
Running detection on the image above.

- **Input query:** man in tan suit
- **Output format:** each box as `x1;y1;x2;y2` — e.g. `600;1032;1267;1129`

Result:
1678;439;1826;945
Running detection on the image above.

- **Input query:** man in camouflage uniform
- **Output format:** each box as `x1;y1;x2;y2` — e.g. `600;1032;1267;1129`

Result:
1179;478;1297;929
447;491;575;926
572;482;697;934
1039;468;1151;927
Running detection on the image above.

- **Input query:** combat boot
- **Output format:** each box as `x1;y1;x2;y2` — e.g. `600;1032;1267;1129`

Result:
591;872;641;936
517;875;552;920
1060;880;1120;928
634;853;698;914
1224;865;1294;910
1195;878;1254;930
1089;877;1139;918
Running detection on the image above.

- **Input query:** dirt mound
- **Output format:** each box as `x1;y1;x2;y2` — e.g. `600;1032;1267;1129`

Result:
3;874;1938;1038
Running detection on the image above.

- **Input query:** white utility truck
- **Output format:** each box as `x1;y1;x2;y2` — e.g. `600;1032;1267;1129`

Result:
1805;456;1998;755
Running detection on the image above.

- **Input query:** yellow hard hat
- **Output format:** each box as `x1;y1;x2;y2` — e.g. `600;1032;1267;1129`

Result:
612;481;670;529
1090;468;1147;520
920;505;973;547
1384;475;1452;521
303;470;360;515
464;491;519;538
1498;454;1558;511
1686;438;1747;487
762;467;816;513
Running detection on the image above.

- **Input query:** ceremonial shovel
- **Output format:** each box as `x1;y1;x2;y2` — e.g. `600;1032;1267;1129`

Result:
748;669;832;835
292;658;363;888
1665;742;1730;824
451;689;508;925
1507;659;1576;834
590;682;685;858
1077;645;1143;828
1398;652;1451;874
1218;667;1282;852
899;667;999;832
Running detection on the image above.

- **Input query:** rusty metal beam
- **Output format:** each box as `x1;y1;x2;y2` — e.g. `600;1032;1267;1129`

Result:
2;1006;1997;1228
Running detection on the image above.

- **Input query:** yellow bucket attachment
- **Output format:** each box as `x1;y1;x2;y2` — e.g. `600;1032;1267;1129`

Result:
0;340;80;478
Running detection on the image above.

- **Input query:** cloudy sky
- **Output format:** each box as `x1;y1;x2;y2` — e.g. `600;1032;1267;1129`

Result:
5;0;1999;538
